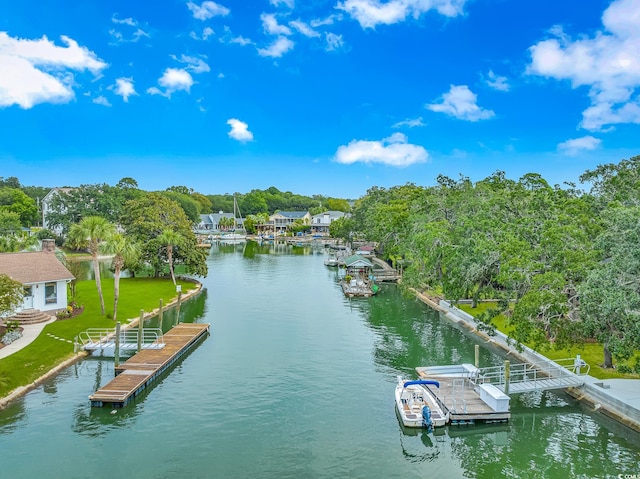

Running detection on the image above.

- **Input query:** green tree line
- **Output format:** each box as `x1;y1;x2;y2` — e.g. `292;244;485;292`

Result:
330;156;640;370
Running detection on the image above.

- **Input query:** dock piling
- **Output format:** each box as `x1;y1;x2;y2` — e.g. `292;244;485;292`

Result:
174;292;182;326
504;360;510;395
137;310;144;353
475;344;480;368
158;299;164;329
114;322;121;368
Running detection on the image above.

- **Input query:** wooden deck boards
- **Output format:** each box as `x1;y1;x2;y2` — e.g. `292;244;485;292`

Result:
418;375;511;424
89;323;210;408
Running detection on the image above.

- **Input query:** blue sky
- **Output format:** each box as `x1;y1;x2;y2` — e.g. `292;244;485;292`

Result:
1;0;639;198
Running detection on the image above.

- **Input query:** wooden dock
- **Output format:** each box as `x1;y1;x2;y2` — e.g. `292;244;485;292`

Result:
89;323;210;408
417;373;511;424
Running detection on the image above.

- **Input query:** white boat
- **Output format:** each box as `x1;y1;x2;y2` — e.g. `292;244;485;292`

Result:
220;196;246;241
395;376;449;429
324;255;339;266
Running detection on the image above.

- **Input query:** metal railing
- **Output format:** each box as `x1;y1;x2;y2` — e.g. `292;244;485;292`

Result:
78;328;164;351
473;356;590;392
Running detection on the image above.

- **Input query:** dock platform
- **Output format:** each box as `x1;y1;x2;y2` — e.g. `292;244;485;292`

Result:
417;370;511;424
89;323;210;408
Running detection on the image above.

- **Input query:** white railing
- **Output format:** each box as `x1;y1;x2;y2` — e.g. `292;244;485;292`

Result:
79;328;164;351
474;356;590;390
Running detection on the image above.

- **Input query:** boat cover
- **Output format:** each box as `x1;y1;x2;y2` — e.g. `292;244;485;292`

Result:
403;380;440;388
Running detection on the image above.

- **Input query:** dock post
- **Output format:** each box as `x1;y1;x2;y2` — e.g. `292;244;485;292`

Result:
137;309;144;353
475;344;480;368
114;322;121;368
174;291;183;326
158;299;164;329
504;360;510;395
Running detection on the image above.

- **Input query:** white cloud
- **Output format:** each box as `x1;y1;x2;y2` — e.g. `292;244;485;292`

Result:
93;95;111;107
337;0;466;29
557;135;602;155
325;32;344;51
486;70;509;91
526;0;640;131
392;117;425;128
271;0;294;7
258;37;294;57
426;85;495;121
0;32;107;109
190;27;215;40
203;27;214;39
289;20;320;38
114;77;137;102
310;14;342;27
112;16;136;26
231;36;253;46
187;1;230;20
227;118;254;142
261;13;292;36
171;54;210;73
334;132;428;167
147;68;194;97
110;15;149;43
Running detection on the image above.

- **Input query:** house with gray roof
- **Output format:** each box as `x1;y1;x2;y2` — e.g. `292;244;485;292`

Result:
196;212;244;234
260;211;311;235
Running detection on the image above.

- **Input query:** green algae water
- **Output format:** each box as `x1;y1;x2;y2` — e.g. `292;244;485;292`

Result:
1;242;639;479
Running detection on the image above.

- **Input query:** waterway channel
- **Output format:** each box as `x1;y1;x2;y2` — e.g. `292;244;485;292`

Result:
1;241;639;478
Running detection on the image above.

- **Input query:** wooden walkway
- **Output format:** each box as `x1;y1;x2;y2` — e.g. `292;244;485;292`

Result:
89;323;210;408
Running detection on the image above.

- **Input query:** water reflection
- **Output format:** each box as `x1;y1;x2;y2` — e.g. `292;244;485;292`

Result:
0;400;26;434
360;289;500;377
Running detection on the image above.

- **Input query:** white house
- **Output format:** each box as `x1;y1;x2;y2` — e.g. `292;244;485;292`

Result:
41;187;73;235
310;211;346;236
0;245;74;320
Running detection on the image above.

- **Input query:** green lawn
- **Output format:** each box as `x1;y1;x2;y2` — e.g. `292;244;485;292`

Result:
456;302;639;380
0;277;197;398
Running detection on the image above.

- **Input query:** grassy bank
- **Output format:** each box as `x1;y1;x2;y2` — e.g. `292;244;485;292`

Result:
456;302;639;380
0;278;197;398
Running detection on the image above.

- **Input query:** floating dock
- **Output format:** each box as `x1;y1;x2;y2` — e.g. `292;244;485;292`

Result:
89;323;210;408
416;364;511;424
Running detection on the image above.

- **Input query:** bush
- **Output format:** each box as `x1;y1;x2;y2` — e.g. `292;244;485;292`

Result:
5;320;19;333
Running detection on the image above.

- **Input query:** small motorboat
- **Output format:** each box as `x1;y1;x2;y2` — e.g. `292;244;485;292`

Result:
324;255;339;266
395;376;449;430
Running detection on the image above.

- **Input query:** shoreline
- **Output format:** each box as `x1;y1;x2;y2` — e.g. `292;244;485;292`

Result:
412;288;640;433
0;279;203;410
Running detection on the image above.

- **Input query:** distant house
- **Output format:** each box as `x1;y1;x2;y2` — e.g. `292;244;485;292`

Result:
0;241;74;321
310;211;346;236
262;211;310;235
355;245;375;256
196;212;244;234
41;187;73;235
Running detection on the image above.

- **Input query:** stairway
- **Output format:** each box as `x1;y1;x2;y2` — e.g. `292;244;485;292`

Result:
8;309;54;325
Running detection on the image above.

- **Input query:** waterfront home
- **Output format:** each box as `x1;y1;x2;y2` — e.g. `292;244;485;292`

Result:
41;187;74;235
310;211;346;236
0;240;74;323
258;211;311;236
196;212;244;234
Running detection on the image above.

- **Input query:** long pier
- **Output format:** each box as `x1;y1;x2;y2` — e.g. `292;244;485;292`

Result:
89;323;210;408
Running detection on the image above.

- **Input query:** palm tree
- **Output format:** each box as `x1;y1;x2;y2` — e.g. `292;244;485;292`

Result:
67;216;115;316
157;229;183;285
101;233;139;322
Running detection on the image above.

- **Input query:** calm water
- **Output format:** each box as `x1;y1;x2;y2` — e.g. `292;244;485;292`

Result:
2;242;639;479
